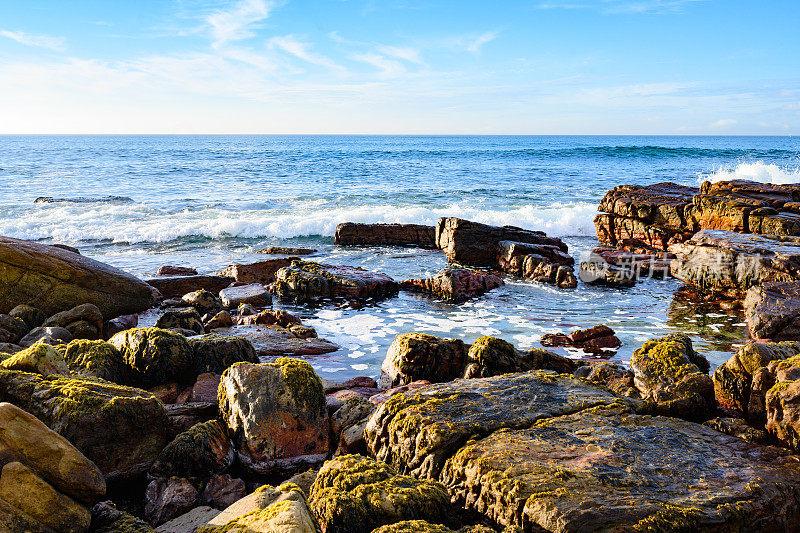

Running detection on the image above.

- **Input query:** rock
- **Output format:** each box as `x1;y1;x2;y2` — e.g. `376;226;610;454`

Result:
155;506;220;533
165;402;219;435
0;236;159;318
146;275;234;299
150;382;181;404
496;240;577;289
200;474;247;510
19;326;73;347
108;327;194;387
202;482;319;533
150;420;234;483
541;324;621;354
744;281;800;341
0;340;68;375
331;396;375;455
703;417;768;444
766;379;800;451
334;222;437;248
0;370;170;481
211;325;339;358
9;303;46;328
275;261;399;302
435;217;568;268
368;380;432;406
145;476;199;527
518;347;579;374
713;340;800;415
156;308;205;335
581;361;639;397
0;328;17;345
629;333;715;420
0;461;91;533
218;359;330;475
190;373;223;403
378;333;467;389
217;258;295;285
182;290;223;315
103;314;138;340
401;268;503;301
0;313;31;340
461;336;518;379
258;246;316;255
0;343;20;354
370;522;495;533
289;324;317;339
89;501;156;533
579;246;671;287
236;308;301;328
43;303;104;340
670;229;800;300
218;283;271;308
204;310;233;330
0;497;58;533
309;454;453;533
63;339;130;383
157;266;198;276
0;402;105;504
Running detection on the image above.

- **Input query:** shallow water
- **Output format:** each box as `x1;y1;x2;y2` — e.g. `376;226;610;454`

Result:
2;135;798;380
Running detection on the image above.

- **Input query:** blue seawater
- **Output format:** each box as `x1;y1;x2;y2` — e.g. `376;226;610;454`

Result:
1;135;798;379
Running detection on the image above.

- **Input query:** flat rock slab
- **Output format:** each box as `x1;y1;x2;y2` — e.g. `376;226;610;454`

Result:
334;222;437;248
146;275;234;299
0;236;158;317
400;268;503;302
212;325;339;357
275;261;399;302
217;258;295;285
218;284;271;308
745;281;800;341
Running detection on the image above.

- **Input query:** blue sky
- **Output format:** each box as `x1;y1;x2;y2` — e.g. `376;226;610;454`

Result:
0;0;798;134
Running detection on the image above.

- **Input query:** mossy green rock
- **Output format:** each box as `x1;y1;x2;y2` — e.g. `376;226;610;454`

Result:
109;327;194;387
378;333;467;389
150;419;234;483
0;369;170;481
9;304;46;329
0;340;69;376
765;379;800;451
218;359;329;475
462;336;518;379
275;260;398;302
64;339;130;384
0;313;30;340
89;501;156;533
370;522;506;533
188;334;258;376
630;333;715;421
155;308;204;335
309;455;453;533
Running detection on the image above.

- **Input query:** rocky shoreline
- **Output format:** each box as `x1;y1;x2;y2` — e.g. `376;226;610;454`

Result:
4;185;800;532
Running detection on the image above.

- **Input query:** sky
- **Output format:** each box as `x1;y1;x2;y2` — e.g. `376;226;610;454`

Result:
0;0;798;134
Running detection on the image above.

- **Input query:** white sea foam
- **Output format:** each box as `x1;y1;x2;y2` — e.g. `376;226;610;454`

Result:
699;161;800;185
0;200;598;243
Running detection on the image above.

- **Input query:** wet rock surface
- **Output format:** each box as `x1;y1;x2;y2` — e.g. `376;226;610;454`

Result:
497;239;577;288
211;325;339;357
217;258;296;285
145;275;234;299
378;333;467;389
400;268;503;302
744;280;800;341
335;222;437;248
275;260;399;302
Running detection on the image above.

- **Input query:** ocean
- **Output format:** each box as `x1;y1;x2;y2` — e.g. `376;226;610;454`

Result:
1;135;799;380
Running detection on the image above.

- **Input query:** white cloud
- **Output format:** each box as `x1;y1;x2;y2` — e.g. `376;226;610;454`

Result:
352;53;406;78
376;45;423;65
536;0;707;14
0;30;65;51
206;0;276;48
269;35;343;71
710;118;738;128
465;31;498;53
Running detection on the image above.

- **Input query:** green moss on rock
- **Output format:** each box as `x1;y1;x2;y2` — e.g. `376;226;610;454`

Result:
0;340;69;375
150;419;233;482
188;334;258;376
64;339;130;384
108;327;194;387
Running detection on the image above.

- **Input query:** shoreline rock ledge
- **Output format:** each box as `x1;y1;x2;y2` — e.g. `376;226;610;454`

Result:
335;222;437;248
0;236;159;318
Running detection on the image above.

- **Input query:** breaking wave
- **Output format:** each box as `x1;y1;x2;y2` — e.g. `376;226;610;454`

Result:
699;161;800;185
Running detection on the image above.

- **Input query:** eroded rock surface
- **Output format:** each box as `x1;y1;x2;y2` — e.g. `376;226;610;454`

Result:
744;281;800;341
335;222;437;248
275;261;398;302
401;268;503;302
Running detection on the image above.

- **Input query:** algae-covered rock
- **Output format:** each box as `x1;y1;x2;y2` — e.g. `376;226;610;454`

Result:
462;336;519;379
150;419;234;483
200;482;320;533
0;313;30;340
218;359;329;475
9;304;46;329
43;303;104;340
309;455;453;533
630;333;715;421
0;461;91;533
581;361;639;398
155;308;204;335
0;370;170;481
188;334;258;376
703;417;768;444
370;522;506;533
182;290;222;315
378;333;467;389
108;327;194;387
275;260;398;302
0;402;105;504
20;326;73;347
89;501;156;533
63;339;130;384
0;340;69;375
766;379;800;451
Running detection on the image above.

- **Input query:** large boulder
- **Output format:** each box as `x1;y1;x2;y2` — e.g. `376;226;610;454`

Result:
149;419;234;483
309;454;453;533
670;230;800;300
0;370;170;480
744;281;800;341
63;339;130;384
108;327;194;387
629;333;715;420
217;258;295;285
43;303;104;340
0;236;159;318
188;334;259;376
0;340;69;376
218;359;330;475
378;333;467;389
435;217;568;268
400;268;503;302
334;222;437;248
496;240;577;288
367;370;800;532
275;261;398;302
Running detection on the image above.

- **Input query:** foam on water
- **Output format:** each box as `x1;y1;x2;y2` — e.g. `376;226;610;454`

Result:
699;161;800;185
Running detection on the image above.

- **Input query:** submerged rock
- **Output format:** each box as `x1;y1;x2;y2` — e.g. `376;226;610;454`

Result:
275;260;399;302
218;359;330;475
378;333;467;389
540;324;621;354
0;236;159;318
334;222;437;248
400;268;503;301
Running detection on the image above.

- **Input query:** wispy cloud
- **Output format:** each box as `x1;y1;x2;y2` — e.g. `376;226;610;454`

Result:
269;35;343;71
206;0;276;48
0;30;65;51
352;52;406;78
536;0;706;14
376;45;424;65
